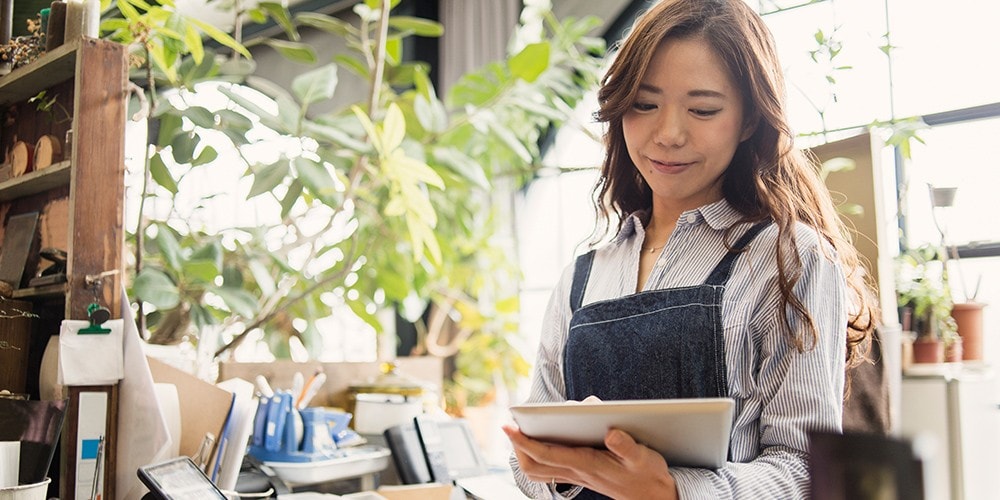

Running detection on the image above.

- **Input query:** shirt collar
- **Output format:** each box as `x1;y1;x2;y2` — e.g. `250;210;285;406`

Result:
612;198;745;244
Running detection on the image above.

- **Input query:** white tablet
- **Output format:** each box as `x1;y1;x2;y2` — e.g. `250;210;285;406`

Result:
509;398;734;469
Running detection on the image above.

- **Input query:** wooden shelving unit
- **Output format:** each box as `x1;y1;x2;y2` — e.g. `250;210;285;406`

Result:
0;38;126;500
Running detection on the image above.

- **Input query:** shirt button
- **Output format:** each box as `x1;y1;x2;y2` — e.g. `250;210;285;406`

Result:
686;213;696;223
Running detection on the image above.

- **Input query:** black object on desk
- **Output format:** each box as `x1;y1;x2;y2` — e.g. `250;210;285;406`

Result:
0;397;67;484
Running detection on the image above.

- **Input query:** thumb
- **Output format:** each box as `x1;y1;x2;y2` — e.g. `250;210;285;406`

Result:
605;429;639;458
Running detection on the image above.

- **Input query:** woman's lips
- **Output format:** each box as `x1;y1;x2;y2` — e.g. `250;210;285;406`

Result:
649;158;694;174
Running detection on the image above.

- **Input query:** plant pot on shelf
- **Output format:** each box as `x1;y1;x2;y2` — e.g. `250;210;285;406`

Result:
912;336;945;364
952;302;987;361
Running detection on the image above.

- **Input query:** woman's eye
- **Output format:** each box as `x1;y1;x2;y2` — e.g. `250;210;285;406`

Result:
631;102;656;112
691;108;721;117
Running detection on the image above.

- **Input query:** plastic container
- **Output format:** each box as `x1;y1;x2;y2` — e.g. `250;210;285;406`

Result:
0;478;51;500
262;445;391;486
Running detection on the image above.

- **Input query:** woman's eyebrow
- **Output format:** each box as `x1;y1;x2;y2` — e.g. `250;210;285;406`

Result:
636;83;727;99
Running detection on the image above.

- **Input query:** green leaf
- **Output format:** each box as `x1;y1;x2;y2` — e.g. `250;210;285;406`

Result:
182;259;219;283
217;86;277;124
189;302;217;329
134;268;181;309
221;264;244;289
381;103;406;152
302;122;371;153
293;157;338;200
248;161;290;199
387;16;444;37
216;109;254;133
188;17;252;59
281;179;303;219
184;106;216;128
384;37;402;65
291;64;338;105
347;298;382;332
413;94;447;133
191;241;223;271
248;260;277;296
170;132;198;164
509;42;550;82
184;23;204;65
258;1;299;41
263;39;317;64
431;147;489;190
487;121;532;163
333;54;369;79
295;12;356;38
210;286;259;319
152;225;183;272
149;153;178;194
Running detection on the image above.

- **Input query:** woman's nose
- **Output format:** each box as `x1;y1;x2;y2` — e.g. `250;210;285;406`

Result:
654;110;687;148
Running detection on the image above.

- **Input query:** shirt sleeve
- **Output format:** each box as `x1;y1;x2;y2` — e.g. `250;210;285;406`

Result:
510;263;585;499
672;242;848;499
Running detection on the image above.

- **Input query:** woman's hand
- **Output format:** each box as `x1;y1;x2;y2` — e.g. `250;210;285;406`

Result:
503;425;678;500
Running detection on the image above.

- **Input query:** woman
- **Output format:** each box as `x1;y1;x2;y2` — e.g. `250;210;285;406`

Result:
504;0;878;498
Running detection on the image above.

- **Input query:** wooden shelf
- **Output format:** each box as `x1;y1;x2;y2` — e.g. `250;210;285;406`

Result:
1;38;126;499
0;161;72;201
11;282;67;299
0;40;81;106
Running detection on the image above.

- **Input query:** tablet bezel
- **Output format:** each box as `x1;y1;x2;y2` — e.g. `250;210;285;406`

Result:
509;398;734;469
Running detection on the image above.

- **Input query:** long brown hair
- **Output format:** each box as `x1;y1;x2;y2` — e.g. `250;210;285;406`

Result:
592;0;877;367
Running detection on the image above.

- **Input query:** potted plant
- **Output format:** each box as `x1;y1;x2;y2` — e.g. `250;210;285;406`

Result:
101;0;604;403
896;244;959;364
929;185;987;362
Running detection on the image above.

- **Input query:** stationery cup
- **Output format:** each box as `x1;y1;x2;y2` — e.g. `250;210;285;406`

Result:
0;441;19;488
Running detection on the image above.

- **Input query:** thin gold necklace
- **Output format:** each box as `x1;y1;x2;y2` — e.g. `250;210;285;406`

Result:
642;238;668;254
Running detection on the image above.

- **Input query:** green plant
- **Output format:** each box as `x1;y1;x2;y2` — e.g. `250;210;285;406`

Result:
895;244;957;343
101;1;603;404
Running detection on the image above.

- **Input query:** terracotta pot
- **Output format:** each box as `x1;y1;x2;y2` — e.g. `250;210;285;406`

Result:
952;302;986;361
912;337;944;364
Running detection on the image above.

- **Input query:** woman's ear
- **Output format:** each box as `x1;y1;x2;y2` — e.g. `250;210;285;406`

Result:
740;117;759;142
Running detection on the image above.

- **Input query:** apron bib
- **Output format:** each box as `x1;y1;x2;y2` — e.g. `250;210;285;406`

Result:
562;221;769;499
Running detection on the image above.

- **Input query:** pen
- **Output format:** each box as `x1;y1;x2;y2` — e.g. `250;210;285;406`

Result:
291;372;304;402
90;435;104;500
296;372;326;409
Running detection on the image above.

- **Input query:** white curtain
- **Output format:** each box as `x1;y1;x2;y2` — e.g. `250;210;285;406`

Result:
438;0;522;94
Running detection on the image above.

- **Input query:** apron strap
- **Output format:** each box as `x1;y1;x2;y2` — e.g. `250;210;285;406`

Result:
704;219;772;286
570;250;596;313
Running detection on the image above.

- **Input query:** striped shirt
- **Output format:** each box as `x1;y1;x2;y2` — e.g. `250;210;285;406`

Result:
511;199;847;499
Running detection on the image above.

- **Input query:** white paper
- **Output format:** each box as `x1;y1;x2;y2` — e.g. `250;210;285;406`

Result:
115;289;172;500
0;441;19;488
58;319;125;386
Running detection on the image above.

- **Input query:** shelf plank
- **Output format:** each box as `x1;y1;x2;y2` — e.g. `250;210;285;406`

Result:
0;161;72;202
10;282;67;299
0;40;81;106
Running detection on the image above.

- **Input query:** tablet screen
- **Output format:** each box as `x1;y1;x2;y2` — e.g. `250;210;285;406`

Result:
137;457;227;500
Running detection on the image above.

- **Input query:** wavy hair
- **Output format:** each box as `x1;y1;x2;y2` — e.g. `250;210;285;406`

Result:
592;0;878;368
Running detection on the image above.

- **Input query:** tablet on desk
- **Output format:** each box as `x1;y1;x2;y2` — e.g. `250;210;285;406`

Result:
509;398;734;469
137;456;228;499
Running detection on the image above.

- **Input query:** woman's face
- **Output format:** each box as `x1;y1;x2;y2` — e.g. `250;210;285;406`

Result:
623;36;752;213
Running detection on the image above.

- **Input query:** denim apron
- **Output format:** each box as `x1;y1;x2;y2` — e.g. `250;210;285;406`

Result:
562;220;770;499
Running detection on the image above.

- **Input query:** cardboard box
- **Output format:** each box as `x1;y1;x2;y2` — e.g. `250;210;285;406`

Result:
375;483;453;500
